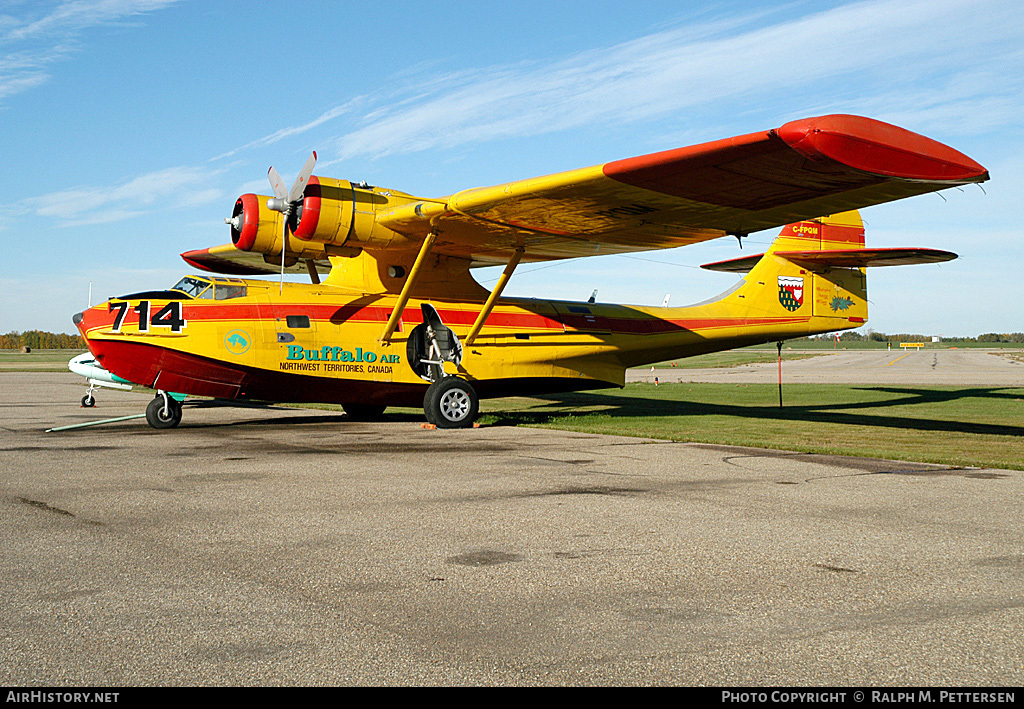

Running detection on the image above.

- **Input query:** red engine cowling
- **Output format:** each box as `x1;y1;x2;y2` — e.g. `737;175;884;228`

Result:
228;193;278;252
228;176;356;253
291;176;355;244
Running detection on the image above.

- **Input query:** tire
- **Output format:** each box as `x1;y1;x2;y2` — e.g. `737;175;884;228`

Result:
423;381;441;426
424;378;478;429
145;396;182;429
342;403;387;420
81;395;95;408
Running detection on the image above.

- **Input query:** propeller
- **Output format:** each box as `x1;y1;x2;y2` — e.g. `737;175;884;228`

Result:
266;151;317;292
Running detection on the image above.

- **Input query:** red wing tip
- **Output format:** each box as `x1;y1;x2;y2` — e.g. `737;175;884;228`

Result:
180;249;216;272
776;114;988;182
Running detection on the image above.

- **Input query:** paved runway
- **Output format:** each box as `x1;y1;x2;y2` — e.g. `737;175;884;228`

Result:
628;348;1024;385
1;372;1022;686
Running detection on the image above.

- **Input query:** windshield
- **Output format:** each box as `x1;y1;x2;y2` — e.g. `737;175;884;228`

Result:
170;277;211;299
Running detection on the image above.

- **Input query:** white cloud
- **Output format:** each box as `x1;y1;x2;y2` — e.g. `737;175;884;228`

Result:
1;1;179;44
211;97;368;161
0;0;180;103
313;0;1020;160
26;165;227;225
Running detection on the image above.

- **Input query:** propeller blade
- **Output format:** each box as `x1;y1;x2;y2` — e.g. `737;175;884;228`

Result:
288;151;317;203
263;152;318;292
281;211;288;294
268;166;288;200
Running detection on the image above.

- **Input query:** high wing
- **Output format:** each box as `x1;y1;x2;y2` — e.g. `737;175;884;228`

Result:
377;114;988;265
182;243;330;276
185;114;988;274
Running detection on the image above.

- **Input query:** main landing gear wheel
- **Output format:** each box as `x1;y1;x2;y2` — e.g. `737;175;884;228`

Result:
81;394;95;408
145;395;182;429
424;378;478;429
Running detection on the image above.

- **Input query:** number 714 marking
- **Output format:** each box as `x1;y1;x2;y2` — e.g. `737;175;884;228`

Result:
109;300;187;333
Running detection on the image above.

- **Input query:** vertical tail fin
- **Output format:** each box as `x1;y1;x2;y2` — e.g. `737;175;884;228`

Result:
692;209;955;343
767;210;865;254
700;210;869;324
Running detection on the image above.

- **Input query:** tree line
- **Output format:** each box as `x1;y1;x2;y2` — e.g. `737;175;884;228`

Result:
813;331;1024;343
1;331;88;349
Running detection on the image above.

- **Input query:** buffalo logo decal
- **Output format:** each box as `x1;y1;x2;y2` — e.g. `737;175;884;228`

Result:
224;329;251;355
778;276;804;311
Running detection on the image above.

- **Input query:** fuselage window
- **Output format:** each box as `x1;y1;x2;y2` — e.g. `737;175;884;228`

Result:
286;315;310;328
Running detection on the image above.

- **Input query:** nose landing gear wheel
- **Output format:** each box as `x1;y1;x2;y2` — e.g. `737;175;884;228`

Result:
145;396;182;429
81;394;95;408
424;378;478;428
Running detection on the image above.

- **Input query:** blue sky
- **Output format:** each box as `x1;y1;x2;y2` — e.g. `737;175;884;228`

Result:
1;0;1020;337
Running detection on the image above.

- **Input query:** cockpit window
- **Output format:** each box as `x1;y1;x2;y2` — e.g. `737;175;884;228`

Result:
215;284;247;300
171;277;212;299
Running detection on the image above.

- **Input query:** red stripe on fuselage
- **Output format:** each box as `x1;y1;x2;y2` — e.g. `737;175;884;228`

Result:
86;298;811;337
178;302;805;335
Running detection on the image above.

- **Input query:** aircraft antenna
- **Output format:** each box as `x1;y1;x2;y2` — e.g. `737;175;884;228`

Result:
266;151;317;294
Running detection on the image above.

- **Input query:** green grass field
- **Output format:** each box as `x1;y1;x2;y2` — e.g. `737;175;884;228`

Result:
651;350;822;369
0;349;87;371
474;383;1024;470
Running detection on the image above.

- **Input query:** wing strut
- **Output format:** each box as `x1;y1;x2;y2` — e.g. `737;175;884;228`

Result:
306;259;320;285
465;247;524;346
379;231;438;344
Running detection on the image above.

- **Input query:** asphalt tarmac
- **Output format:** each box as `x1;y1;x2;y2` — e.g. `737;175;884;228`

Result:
1;371;1022;686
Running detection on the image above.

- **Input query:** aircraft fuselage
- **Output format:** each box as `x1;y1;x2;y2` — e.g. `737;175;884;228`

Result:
74;265;862;410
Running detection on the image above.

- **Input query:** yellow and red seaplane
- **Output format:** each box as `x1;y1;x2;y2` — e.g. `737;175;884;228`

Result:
74;115;987;429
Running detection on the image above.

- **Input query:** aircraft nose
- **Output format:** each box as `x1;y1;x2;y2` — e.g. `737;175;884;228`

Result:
73;312;84;325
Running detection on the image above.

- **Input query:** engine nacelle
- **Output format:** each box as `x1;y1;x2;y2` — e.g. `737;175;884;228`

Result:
291;176;355;245
229;178;356;252
228;177;421;256
229;177;354;251
229;193;281;253
227;193;330;262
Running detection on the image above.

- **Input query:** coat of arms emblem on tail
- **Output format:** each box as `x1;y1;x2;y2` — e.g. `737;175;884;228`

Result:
778;276;804;311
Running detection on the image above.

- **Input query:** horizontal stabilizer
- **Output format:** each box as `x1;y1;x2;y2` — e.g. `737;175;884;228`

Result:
700;253;764;273
778;247;957;269
702;247;957;273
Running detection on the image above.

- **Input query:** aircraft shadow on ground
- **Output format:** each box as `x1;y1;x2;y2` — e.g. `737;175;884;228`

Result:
183;411;426;429
489;386;1024;438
